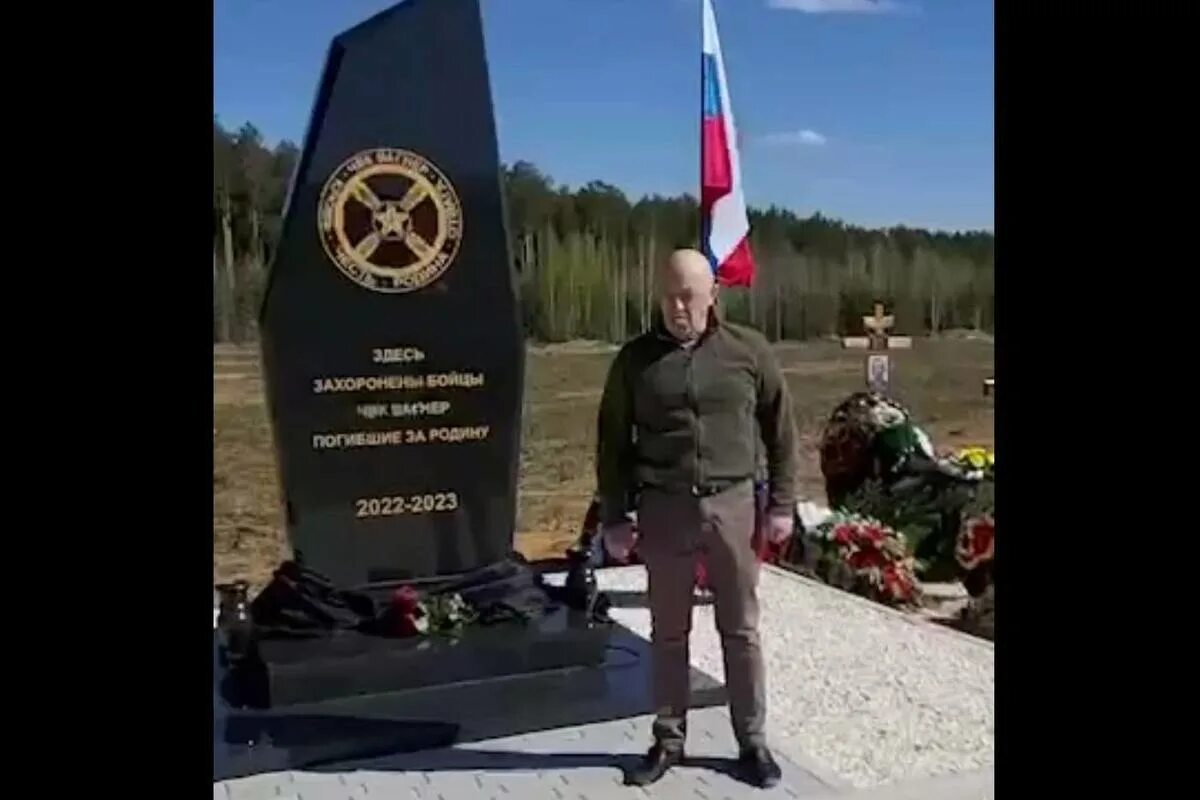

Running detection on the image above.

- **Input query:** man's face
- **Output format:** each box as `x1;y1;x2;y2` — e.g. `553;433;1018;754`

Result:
658;250;717;342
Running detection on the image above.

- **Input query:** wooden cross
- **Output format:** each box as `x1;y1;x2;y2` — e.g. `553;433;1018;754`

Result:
863;302;894;350
841;302;913;352
841;301;913;394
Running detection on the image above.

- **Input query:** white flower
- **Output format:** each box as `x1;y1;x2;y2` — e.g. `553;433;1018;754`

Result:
796;501;834;530
914;427;935;458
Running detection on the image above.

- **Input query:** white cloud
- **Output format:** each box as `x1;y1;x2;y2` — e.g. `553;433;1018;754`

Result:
760;129;828;147
766;0;909;14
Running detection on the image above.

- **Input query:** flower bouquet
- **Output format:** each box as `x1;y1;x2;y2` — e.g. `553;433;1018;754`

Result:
956;513;994;595
390;586;477;638
819;393;937;509
955;512;995;637
942;447;995;481
808;512;921;607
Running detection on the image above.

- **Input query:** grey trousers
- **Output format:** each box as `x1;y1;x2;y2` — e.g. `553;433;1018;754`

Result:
636;480;766;753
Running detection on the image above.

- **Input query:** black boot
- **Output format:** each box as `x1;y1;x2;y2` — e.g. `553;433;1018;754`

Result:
624;743;682;786
738;745;782;788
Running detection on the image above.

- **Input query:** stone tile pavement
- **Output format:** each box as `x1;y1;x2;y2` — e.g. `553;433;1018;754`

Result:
216;706;836;799
214;567;993;799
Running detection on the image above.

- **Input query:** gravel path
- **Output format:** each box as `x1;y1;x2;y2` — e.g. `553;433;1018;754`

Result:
593;564;994;789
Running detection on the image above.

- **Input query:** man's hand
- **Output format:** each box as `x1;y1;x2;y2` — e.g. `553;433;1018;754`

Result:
601;521;637;562
764;511;794;544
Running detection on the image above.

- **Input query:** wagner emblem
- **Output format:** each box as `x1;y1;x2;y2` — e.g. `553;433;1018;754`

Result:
318;148;463;293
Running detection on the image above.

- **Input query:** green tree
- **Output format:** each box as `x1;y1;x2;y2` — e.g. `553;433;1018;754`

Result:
213;120;994;345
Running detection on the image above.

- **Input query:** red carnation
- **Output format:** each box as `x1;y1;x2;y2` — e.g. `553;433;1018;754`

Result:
392;585;422;613
968;518;994;558
956;516;995;571
833;524;854;546
881;564;914;602
391;585;428;637
849;547;886;571
861;524;885;546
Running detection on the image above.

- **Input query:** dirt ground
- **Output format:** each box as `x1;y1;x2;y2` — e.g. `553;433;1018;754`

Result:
213;338;993;588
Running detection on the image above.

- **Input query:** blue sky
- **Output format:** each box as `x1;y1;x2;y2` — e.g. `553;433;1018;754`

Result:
214;0;992;232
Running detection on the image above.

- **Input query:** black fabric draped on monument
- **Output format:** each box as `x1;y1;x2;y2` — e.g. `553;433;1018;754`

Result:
247;559;599;640
223;564;610;708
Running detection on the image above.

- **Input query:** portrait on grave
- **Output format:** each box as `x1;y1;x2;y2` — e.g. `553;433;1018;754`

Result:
258;0;523;588
867;354;890;393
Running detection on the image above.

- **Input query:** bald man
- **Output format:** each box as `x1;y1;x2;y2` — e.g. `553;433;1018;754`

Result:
596;249;798;788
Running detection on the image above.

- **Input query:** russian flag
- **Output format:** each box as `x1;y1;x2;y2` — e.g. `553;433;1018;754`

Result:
701;0;754;287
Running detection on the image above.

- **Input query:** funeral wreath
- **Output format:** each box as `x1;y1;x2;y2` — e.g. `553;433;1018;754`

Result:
775;392;995;628
805;511;921;606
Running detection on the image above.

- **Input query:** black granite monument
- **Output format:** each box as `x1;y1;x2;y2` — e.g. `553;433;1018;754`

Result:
225;0;608;709
260;0;521;586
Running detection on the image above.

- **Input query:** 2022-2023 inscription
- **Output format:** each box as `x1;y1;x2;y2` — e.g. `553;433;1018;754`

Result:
355;492;459;518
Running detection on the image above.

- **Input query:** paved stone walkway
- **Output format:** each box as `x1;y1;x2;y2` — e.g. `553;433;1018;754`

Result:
216;706;837;799
214;567;993;799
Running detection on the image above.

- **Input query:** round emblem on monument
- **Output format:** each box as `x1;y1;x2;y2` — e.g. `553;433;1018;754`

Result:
318;148;463;293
